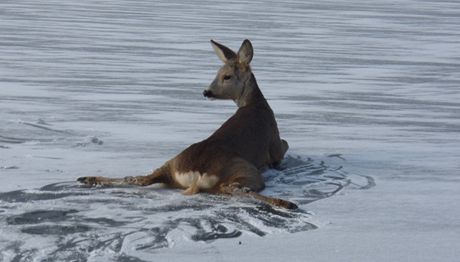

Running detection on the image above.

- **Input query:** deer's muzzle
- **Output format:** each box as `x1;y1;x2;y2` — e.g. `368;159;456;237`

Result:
203;90;214;98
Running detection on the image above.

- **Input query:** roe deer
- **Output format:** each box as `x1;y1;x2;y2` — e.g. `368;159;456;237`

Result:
77;39;296;209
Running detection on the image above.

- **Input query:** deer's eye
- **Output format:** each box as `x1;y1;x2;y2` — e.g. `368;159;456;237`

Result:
223;75;232;81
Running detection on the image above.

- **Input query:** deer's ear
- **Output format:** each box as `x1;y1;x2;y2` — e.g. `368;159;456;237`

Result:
237;39;253;65
211;40;236;63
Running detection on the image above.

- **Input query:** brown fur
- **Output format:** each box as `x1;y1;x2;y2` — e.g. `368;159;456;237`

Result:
77;39;296;209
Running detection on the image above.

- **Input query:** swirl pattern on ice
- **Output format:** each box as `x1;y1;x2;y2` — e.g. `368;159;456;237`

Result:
0;156;373;261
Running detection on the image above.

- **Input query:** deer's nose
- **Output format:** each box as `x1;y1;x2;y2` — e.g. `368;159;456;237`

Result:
203;90;213;98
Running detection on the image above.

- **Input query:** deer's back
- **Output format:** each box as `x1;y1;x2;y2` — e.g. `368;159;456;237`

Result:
172;103;277;176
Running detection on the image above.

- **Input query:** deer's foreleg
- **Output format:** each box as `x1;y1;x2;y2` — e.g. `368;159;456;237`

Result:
218;158;297;209
219;182;297;210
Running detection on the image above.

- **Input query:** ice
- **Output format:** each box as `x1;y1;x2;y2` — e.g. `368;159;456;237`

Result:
1;0;460;261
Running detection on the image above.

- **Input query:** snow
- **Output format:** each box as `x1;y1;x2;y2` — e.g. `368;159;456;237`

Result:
1;0;460;261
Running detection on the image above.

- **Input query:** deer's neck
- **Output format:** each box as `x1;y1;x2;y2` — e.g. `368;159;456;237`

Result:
235;73;267;108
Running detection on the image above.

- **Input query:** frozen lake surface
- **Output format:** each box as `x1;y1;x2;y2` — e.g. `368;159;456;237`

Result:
1;0;459;261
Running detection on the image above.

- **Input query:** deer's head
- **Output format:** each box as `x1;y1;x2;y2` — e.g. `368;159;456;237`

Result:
204;39;254;107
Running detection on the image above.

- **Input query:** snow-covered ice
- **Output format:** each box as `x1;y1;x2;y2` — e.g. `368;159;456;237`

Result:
1;0;460;261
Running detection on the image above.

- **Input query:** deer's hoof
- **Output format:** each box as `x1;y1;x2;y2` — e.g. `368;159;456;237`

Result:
77;176;97;186
286;201;298;210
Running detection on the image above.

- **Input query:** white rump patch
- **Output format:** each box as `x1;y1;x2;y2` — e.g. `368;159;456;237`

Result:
175;171;219;190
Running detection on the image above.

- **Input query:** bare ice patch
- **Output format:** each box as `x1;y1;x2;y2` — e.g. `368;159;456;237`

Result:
0;155;374;261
